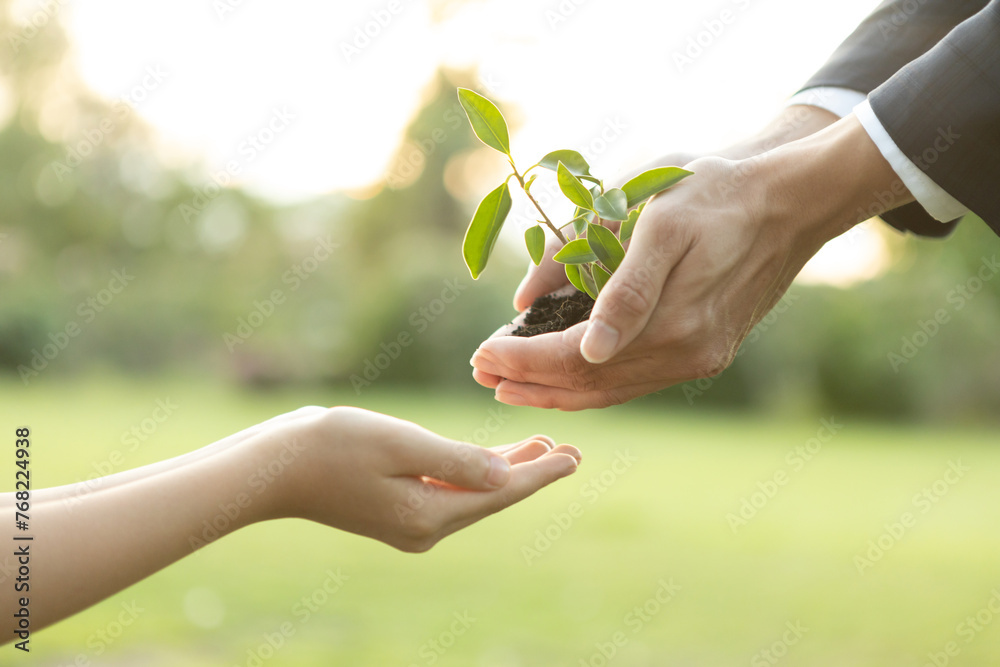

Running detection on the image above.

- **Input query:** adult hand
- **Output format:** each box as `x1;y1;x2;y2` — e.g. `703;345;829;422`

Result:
267;406;581;552
471;114;910;409
510;150;701;314
508;105;839;315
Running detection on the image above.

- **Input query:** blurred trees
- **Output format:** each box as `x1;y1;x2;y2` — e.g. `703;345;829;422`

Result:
2;3;999;420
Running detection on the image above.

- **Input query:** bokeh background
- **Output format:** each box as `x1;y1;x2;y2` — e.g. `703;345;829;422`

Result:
3;0;1000;664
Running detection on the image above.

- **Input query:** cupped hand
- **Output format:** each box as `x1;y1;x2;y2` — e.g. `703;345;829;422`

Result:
470;151;842;409
261;406;581;552
471;115;899;410
473;106;848;406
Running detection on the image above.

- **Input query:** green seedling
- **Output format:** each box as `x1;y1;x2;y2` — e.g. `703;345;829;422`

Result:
457;87;692;299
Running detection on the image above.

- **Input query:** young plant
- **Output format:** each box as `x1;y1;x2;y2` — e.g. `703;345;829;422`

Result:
457;87;692;299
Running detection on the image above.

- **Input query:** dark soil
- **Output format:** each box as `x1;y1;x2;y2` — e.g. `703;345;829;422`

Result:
511;290;595;337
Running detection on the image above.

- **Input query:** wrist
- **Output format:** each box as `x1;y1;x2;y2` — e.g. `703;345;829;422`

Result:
756;113;913;247
726;105;841;160
213;430;300;529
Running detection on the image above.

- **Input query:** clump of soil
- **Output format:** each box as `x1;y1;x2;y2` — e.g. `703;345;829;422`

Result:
511;290;595;337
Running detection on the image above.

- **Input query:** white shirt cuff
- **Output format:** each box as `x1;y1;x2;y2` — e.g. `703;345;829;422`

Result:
853;99;968;222
786;87;867;119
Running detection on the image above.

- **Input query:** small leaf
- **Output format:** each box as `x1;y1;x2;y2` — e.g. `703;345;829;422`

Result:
457;88;511;155
593;264;611;291
593;187;628;221
557;162;594;211
571;207;596;235
463;182;512;279
620;207;640;243
587;223;625;272
524;174;537;193
539;149;591;176
553;238;597;264
579;264;600;299
621;167;693;208
525;225;545;265
565;264;586;293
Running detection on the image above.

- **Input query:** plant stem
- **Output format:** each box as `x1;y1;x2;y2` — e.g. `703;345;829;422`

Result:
510;162;568;245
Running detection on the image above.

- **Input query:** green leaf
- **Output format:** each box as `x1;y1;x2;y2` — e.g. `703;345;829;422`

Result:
621;167;693;208
579;264;600;299
593;187;628;221
557;162;594;211
457;88;511;155
524;225;545;265
572;207;596;234
565;264;586;293
524;174;537;193
553;238;597;265
539;149;591;176
620;207;640;243
592;264;611;291
587;223;625;272
463;182;512;279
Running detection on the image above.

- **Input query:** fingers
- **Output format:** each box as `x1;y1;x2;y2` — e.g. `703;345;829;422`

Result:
389;426;512;491
579;202;688;364
472;324;590;391
437;445;581;534
513;238;569;312
501;438;554;465
487;435;554;457
472;367;502;388
494;377;668;411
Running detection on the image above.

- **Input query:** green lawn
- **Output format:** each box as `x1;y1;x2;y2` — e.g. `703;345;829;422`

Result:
5;375;1000;666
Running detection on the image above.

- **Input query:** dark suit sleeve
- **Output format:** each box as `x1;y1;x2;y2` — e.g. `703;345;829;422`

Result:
800;0;989;238
869;0;1000;235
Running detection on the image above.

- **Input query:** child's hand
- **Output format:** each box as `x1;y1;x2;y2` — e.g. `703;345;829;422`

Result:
256;407;581;552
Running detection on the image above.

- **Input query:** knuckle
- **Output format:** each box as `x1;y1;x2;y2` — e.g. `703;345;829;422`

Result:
320;405;358;424
556;340;589;382
598;388;634;408
310;405;359;438
684;341;734;379
604;276;654;322
293;405;328;418
531;393;560;410
660;314;704;347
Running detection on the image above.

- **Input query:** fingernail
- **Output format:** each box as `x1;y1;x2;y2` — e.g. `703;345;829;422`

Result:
487;456;511;488
560;460;579;478
580;319;619;364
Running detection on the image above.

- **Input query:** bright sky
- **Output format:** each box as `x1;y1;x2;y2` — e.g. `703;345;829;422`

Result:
31;0;889;284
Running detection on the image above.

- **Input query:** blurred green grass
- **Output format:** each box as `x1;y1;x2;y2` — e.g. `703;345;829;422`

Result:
6;375;1000;666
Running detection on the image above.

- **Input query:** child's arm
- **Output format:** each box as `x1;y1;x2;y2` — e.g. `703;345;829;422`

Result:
2;406;579;636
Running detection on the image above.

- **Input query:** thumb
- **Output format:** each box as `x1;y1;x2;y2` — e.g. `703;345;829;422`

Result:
400;434;512;491
580;214;679;364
